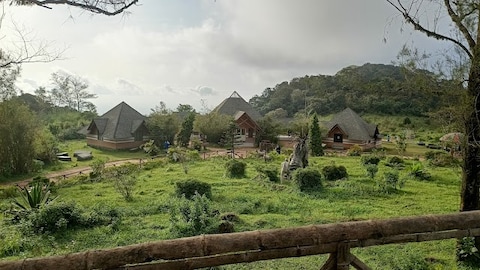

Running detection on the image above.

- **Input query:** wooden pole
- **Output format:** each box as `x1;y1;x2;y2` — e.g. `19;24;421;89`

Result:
2;211;480;270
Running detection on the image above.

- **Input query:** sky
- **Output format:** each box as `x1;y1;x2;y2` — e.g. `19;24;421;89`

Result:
2;0;450;115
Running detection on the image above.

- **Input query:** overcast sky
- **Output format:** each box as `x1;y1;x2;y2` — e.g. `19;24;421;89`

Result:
3;0;449;115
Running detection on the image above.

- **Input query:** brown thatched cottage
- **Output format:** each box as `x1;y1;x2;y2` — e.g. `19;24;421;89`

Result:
323;108;380;150
85;101;149;150
213;91;262;145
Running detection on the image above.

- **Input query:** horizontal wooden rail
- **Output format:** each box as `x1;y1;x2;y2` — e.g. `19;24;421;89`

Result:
2;211;480;270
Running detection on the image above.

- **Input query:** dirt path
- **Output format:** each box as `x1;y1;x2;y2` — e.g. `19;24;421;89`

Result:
1;158;146;187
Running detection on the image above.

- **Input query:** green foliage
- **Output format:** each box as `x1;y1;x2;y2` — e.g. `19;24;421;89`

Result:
361;155;380;165
309;114;324;156
365;164;378;179
425;151;460;167
457;237;480;264
250;63;457;117
169;193;219;238
141;139;160;156
346;145;362;156
17;201;121;234
255;116;281;146
255;166;280;183
378;170;405;192
194;112;232;144
146;110;179;149
322;164;348;181
293;167;322;192
385;156;404;168
224;159;246;178
407;162;432;181
177;112;195;147
105;164;139;201
395;132;407;155
0;100;38;176
0;186;18;199
89;159;106;181
175;179;212;200
13;182;56;212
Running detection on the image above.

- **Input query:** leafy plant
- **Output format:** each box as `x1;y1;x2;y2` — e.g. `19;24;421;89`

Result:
169;193;219;238
361;155;380;165
385;156;404;168
322;164;348;181
346;144;362;156
364;164;378;179
175;179;212;200
106;163;139;201
255;166;280;183
225;159;246;178
407;162;431;181
293;167;322;192
378;170;405;192
13;182;56;212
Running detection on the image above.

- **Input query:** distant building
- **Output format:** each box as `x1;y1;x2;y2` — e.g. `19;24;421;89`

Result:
85;101;149;150
213;91;262;144
323;108;380;150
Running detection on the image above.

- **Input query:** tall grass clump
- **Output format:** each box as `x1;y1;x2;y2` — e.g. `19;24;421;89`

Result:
175;179;212;199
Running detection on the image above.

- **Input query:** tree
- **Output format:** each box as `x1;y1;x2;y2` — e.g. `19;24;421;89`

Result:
176;104;195;113
309;114;323;156
0;99;38;176
194;112;232;145
386;0;480;256
146;108;179;149
255;116;281;146
177;112;195;147
49;71;97;112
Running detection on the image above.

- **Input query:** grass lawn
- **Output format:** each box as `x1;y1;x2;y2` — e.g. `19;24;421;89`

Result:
0;141;473;269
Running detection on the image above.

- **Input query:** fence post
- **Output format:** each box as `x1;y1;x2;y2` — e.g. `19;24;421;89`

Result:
320;241;370;270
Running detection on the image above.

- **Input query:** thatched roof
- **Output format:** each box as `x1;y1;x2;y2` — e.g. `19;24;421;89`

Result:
213;91;262;121
87;101;146;140
327;108;378;141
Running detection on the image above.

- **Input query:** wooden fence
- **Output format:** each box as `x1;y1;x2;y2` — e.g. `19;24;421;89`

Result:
2;211;480;270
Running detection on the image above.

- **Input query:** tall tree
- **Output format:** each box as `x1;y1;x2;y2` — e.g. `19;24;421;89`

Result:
386;0;480;255
146;107;179;148
309;114;323;156
50;71;97;112
176;104;195;113
0;99;38;176
177;112;195;147
194;112;232;145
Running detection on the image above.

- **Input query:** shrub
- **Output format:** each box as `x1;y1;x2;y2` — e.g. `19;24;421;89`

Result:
365;164;378;179
169;193;219;238
385;156;404;168
293;167;322;192
225;159;246;178
0;186;18;199
105;164;139;201
13;182;56;212
20;201;83;234
255;166;280;183
175;179;212;200
378;170;405;192
361;155;380;165
322;165;348;181
425;151;459;167
89;159;107;181
407;162;431;181
346;144;362;156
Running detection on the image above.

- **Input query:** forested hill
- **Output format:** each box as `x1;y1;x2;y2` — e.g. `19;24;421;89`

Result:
249;63;461;117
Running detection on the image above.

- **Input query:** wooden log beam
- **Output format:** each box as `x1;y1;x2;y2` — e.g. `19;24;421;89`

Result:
2;211;480;270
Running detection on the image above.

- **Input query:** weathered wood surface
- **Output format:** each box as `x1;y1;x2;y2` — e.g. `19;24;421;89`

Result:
2;211;480;270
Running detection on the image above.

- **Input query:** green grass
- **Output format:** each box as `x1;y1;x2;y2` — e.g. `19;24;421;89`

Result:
0;140;472;269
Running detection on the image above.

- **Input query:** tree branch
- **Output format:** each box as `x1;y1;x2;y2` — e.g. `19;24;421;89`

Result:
444;0;476;52
386;0;473;59
16;0;139;16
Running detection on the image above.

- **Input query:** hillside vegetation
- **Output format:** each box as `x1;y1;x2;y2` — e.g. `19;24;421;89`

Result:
250;63;463;117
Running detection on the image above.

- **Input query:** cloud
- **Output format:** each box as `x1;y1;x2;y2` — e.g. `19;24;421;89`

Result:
191;86;216;96
116;78;144;95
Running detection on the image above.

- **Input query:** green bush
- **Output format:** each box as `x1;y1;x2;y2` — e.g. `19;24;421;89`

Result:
175;179;212;199
407;162;431;181
225;159;246;178
346;144;362;156
169;193;219;238
425;151;459;167
20;201;83;234
322;165;348;181
0;186;18;199
255;166;280;183
385;156;404;168
361;155;380;165
365;164;378;179
378;170;405;192
293;167;322;192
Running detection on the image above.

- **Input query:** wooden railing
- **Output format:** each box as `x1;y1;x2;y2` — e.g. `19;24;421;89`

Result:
2;211;480;270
